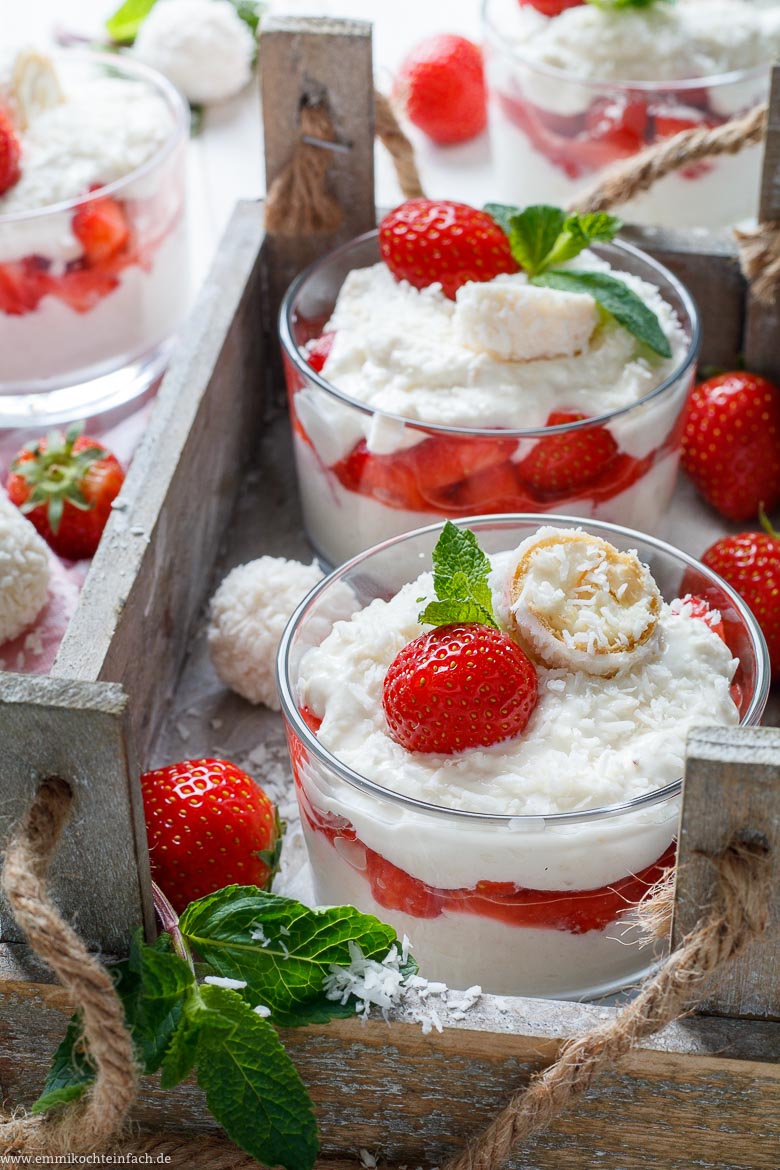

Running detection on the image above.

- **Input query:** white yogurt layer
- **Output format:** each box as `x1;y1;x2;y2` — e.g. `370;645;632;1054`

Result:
489;0;780;83
319;258;687;441
299;556;738;819
0;77;174;217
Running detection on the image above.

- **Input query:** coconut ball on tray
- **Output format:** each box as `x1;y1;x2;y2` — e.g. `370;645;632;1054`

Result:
0;493;50;646
208;556;324;709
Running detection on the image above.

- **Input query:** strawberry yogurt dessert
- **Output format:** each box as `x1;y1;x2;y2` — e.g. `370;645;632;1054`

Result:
279;517;769;998
281;199;699;566
0;50;188;424
483;0;780;227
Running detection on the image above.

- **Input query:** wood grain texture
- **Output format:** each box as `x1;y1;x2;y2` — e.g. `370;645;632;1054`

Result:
261;17;375;343
52;201;266;768
674;725;780;1020
0;677;153;954
743;63;780;380
0;963;777;1170
622;225;745;371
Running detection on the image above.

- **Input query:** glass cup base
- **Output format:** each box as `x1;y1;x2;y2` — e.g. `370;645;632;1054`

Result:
0;341;174;428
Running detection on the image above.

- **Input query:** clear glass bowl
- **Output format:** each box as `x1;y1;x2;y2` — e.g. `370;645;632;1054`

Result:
280;232;700;567
482;0;770;228
278;515;769;1000
0;53;189;426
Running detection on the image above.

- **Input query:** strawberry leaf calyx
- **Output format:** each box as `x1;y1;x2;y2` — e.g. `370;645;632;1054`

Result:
257;810;286;889
11;421;105;534
759;504;780;541
419;520;498;629
484;203;622;277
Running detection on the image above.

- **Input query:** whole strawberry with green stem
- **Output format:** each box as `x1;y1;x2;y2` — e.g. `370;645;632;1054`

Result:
7;423;124;560
382;522;539;753
701;511;780;681
141;758;283;915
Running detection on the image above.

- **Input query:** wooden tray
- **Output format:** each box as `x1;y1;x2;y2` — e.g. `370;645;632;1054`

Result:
0;19;778;1170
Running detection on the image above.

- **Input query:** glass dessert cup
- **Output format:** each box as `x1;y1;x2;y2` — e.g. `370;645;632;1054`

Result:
280;233;700;568
278;515;769;1000
482;0;770;229
0;53;189;426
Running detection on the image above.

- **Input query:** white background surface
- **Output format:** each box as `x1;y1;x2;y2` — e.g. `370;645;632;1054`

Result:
5;0;493;286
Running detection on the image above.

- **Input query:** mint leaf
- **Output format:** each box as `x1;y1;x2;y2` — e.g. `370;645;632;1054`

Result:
196;985;318;1170
105;0;158;42
544;212;623;268
532;270;672;358
32;1016;95;1115
160;1005;201;1090
485;203;565;277
228;0;264;35
180;887;398;1015
124;935;195;1074
484;204;621;276
419;520;497;629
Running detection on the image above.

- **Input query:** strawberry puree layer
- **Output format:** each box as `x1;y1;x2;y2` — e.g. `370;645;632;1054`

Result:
301;821;668;998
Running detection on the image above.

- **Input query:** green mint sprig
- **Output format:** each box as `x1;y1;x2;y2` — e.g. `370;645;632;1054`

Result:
106;0;263;44
587;0;673;10
483;203;672;358
34;890;417;1170
419;521;498;629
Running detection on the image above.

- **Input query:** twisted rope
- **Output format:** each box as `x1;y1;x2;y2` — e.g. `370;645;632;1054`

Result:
570;102;768;216
265;90;425;238
0;780;137;1159
443;840;770;1170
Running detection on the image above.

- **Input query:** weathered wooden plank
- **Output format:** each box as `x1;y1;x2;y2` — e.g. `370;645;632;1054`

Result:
52;200;266;767
260;17;375;326
743;63;780;380
1;969;777;1170
622;225;746;371
0;678;153;953
673;725;780;1020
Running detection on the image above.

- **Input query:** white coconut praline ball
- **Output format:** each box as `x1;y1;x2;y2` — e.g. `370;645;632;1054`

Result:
133;0;257;105
0;494;50;646
208;556;324;709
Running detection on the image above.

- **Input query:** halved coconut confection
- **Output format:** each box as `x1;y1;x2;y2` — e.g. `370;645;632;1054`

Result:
507;526;662;677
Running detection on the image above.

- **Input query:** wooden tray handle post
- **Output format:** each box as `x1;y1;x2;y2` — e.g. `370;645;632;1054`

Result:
673;725;780;1020
742;62;780;381
260;16;376;324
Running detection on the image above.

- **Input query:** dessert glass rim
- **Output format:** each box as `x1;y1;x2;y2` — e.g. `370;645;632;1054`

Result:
277;513;771;829
279;230;701;440
0;49;189;226
481;0;774;93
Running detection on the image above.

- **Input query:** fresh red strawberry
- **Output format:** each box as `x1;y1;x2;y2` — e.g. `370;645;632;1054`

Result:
517;411;619;495
0;257;52;316
72;195;130;264
394;35;486;146
652;105;718;179
406;434;518;500
582;95;648;162
52;266;121;313
517;0;584;14
305;331;336;374
383;623;538;754
379;199;519;300
0;108;21;196
681;372;780;521
447;459;534;513
141;758;281;914
701;518;780;680
7;424;125;559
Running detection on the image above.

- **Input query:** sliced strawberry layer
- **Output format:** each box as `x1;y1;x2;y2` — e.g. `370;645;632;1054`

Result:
676;589;746;714
498;89;726;181
305;331;336;373
0;193;148;317
295;771;677;933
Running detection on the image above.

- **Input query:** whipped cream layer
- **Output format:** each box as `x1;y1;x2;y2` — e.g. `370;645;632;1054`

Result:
318;257;687;442
299;558;738;820
489;0;780;83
